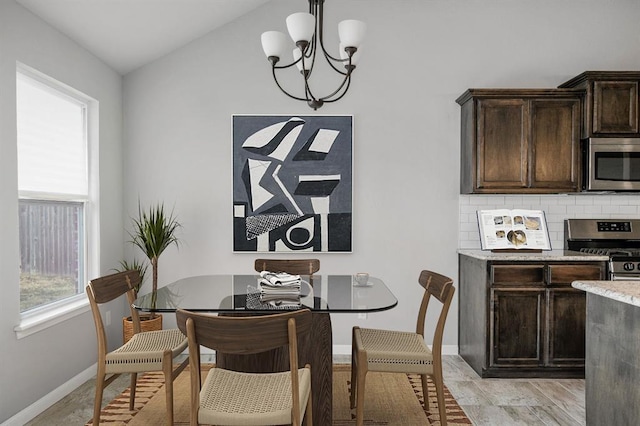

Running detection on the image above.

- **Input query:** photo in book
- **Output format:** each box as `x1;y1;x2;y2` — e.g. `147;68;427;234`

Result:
232;115;353;252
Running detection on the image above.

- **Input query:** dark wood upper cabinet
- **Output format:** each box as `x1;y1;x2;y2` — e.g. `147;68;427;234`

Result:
559;71;640;137
457;89;582;194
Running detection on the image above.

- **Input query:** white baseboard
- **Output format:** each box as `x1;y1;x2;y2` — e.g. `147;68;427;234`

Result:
1;363;97;426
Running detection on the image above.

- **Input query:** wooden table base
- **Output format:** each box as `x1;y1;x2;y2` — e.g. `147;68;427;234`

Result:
216;312;333;425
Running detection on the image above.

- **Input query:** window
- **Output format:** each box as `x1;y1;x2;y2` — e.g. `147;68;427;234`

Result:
16;65;98;329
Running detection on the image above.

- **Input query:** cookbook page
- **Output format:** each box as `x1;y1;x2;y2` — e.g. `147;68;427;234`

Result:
477;209;551;250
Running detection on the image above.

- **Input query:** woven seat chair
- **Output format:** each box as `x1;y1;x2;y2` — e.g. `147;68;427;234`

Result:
87;270;188;426
254;258;320;276
350;270;456;426
176;308;313;426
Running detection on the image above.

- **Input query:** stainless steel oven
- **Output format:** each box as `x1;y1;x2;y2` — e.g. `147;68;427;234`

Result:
565;218;640;280
583;138;640;191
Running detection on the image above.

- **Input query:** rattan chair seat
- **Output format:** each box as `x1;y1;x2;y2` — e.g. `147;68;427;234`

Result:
105;328;188;374
198;367;311;425
355;328;434;374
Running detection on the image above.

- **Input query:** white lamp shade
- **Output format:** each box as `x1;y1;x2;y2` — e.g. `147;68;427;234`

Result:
340;43;362;66
261;31;289;59
338;19;366;48
286;12;315;44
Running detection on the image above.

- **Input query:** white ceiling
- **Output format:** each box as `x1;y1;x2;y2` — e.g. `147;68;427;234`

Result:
16;0;269;75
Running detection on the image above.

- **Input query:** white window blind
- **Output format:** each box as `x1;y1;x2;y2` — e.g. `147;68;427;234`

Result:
17;73;88;196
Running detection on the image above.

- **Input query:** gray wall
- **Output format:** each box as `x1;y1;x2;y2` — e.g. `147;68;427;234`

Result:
123;0;640;350
0;1;124;422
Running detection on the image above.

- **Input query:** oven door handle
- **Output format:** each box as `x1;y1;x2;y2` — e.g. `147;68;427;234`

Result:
611;275;640;281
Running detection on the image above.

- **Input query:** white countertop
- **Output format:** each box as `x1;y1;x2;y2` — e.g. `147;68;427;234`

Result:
458;249;609;262
572;280;640;308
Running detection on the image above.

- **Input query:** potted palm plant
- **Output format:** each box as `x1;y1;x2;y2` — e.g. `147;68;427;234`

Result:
121;201;181;342
116;258;155;342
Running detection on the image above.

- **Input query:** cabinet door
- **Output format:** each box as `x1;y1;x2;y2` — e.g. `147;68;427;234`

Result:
547;288;586;366
593;81;639;134
530;99;580;191
546;263;604;366
491;288;544;367
477;99;528;190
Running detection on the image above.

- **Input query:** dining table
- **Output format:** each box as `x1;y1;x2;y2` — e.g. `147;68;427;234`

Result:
133;274;398;425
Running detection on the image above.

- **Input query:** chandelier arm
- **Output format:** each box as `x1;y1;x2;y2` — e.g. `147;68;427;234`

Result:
271;65;313;102
322;50;350;75
321;76;352;103
273;59;304;70
318;72;352;102
316;0;349;64
301;65;320;104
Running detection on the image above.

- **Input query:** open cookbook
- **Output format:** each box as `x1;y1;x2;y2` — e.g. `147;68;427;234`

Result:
477;209;551;251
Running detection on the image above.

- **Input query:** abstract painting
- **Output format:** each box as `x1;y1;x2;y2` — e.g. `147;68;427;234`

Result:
233;115;352;252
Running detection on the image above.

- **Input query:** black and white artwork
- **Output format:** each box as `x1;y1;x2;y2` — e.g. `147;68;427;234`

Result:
233;115;352;252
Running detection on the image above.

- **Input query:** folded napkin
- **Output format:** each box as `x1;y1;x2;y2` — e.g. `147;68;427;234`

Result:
260;293;301;307
259;271;301;286
245;290;301;310
258;271;300;294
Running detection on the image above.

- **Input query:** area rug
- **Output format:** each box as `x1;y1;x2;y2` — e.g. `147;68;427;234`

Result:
86;364;471;425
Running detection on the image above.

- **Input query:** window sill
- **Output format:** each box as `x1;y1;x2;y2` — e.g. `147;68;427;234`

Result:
14;297;90;339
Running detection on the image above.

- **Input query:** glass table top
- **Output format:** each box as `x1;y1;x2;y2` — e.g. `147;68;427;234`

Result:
133;274;398;313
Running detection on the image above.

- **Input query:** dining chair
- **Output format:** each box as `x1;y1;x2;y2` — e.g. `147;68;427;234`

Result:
86;270;189;426
350;270;456;426
254;258;320;276
176;308;314;426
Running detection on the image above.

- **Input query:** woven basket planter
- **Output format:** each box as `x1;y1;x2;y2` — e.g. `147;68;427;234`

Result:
122;314;163;343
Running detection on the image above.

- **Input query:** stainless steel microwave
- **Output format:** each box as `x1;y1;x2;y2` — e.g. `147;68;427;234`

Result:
583;138;640;191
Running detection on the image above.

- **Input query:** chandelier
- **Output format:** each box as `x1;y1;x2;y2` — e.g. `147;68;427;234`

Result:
260;0;366;110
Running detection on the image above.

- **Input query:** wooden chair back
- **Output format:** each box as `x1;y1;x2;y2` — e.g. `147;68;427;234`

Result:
254;258;320;276
177;308;313;426
176;308;312;355
86;270;143;355
415;270;456;361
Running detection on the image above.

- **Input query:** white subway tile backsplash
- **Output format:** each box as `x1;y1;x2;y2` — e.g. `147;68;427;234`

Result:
547;205;567;214
557;196;577;205
619;205;638;214
485;196;505;205
601;205;620;214
459;194;640;249
575;197;594;205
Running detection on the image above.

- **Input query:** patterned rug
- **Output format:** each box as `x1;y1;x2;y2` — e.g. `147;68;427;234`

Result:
86;365;472;425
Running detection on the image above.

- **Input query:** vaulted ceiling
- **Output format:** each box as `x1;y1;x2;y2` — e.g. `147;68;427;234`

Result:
16;0;269;74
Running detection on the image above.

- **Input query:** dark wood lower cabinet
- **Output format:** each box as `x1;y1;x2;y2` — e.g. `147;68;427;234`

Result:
459;254;606;378
491;289;544;367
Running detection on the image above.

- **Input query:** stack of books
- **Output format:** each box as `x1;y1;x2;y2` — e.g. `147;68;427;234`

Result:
258;271;302;307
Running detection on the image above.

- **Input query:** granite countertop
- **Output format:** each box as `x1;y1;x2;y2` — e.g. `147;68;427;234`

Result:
458;249;609;262
572;280;640;308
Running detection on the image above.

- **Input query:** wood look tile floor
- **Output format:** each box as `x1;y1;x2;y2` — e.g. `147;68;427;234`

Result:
25;355;585;425
441;356;585;426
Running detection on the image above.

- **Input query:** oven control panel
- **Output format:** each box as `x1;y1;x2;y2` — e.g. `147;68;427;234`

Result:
597;221;632;232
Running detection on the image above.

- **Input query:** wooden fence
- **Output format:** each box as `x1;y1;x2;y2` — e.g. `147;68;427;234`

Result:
19;200;81;277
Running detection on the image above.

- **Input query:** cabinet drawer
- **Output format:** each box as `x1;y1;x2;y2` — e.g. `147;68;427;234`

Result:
548;264;603;285
492;265;545;285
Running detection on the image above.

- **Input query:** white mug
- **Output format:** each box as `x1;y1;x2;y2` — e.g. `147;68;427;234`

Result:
355;272;369;286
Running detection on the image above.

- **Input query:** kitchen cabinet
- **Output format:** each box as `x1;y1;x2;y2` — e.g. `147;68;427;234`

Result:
458;254;606;378
559;71;640;138
457;89;582;194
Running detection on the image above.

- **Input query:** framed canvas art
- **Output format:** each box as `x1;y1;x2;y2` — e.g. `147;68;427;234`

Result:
233;115;352;252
